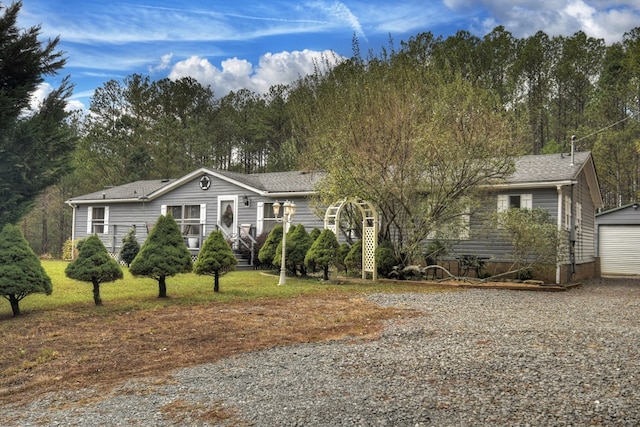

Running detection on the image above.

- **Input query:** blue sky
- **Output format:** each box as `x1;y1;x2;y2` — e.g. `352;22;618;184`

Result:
16;0;640;111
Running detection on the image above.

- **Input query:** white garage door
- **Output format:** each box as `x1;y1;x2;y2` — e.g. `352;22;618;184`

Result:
599;226;640;275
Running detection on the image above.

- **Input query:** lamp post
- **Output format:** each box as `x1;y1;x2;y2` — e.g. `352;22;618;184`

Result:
273;200;296;285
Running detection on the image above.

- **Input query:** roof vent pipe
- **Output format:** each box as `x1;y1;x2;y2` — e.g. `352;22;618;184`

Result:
570;134;576;166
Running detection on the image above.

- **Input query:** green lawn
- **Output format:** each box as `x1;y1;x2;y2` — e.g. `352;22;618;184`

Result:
1;260;439;317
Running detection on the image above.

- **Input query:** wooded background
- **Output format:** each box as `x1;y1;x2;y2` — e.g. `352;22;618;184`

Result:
14;25;640;257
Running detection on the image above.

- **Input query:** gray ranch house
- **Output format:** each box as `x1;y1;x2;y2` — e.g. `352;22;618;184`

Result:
66;151;603;284
439;151;602;284
66;168;327;265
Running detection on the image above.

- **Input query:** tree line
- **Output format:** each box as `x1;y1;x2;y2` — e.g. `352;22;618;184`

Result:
3;0;640;256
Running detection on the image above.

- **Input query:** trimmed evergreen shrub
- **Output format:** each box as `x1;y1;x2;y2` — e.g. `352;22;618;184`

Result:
119;228;140;267
0;224;52;316
193;231;237;293
305;229;339;280
65;235;123;306
129;215;192;298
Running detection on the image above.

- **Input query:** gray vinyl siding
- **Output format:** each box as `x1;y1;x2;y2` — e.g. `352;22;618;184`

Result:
596;205;640;225
573;171;597;262
249;196;324;238
443;176;598;264
72;174;324;254
444;188;561;261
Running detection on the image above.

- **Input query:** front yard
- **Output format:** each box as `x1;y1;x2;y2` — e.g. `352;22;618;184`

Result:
0;260;441;406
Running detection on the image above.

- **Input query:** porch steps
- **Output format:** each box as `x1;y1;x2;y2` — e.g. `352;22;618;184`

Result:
234;251;255;271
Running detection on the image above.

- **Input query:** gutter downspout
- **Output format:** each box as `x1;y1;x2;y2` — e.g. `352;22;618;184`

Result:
570;183;576;281
68;203;77;260
556;185;563;284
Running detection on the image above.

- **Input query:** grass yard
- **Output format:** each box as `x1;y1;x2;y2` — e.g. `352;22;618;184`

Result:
0;260;446;407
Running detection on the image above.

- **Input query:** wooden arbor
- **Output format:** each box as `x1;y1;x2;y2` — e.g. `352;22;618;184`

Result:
324;199;378;280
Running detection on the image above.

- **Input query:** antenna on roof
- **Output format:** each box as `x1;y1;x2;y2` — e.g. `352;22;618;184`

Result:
570;135;576;166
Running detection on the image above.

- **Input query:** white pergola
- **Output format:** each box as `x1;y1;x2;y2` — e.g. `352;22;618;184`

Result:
324;198;378;280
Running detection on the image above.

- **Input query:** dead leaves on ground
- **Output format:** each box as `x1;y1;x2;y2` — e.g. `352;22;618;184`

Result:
0;293;419;406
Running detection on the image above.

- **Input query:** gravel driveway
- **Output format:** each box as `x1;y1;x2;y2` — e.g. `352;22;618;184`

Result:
7;278;640;426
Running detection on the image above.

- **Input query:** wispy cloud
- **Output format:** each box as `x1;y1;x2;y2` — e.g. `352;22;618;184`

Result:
360;2;457;35
17;0;640;111
22;1;361;45
307;1;367;40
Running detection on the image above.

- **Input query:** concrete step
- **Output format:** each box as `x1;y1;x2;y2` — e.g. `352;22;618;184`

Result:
234;252;255;270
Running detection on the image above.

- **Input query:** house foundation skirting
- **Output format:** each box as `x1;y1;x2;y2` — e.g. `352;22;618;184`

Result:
558;258;600;285
438;259;600;285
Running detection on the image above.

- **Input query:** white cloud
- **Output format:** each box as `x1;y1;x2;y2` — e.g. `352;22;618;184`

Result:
168;49;343;96
27;83;87;114
29;83;53;111
442;0;640;43
149;53;174;73
65;99;87;112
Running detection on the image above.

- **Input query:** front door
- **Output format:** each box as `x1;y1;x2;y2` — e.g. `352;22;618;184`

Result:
218;196;237;239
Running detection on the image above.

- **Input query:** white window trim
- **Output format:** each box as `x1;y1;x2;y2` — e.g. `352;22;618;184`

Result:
200;204;207;235
161;204;205;237
497;194;509;213
87;206;109;235
256;201;264;235
497;193;532;212
564;196;572;230
86;206;92;235
103;206;109;235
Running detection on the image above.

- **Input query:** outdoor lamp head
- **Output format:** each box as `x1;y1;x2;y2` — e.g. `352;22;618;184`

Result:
289;201;297;217
272;201;281;217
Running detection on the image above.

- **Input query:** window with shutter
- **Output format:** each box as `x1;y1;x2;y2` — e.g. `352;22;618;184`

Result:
497;193;532;212
256;202;264;235
564;196;572;230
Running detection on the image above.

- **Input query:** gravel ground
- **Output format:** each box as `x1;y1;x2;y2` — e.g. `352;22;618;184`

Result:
5;277;639;426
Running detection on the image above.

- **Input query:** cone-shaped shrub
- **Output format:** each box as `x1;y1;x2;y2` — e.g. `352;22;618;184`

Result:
130;214;192;298
119;228;140;267
65;235;123;306
305;228;339;280
258;224;283;268
0;224;52;316
194;230;237;293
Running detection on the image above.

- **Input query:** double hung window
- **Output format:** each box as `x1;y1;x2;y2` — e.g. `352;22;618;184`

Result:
259;202;278;234
162;204;206;240
87;206;109;235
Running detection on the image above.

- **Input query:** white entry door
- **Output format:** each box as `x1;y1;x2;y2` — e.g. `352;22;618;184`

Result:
218;196;238;239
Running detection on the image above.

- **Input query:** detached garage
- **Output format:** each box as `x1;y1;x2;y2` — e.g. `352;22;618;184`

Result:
596;203;640;276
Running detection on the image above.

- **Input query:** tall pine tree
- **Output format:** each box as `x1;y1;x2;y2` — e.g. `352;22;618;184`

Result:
0;1;76;227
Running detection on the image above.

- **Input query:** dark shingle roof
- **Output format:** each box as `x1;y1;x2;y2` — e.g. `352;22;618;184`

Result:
69;152;593;203
67;169;326;203
214;169;326;193
505;151;591;184
69;179;177;201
